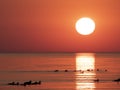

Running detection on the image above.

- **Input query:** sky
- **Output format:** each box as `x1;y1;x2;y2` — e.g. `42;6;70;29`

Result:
0;0;120;53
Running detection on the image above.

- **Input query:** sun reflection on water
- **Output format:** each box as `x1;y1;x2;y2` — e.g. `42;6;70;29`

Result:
76;53;95;90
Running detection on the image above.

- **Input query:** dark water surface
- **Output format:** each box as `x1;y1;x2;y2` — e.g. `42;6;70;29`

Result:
0;53;120;90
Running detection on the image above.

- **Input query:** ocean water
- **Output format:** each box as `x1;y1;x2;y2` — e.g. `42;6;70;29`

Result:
0;53;120;90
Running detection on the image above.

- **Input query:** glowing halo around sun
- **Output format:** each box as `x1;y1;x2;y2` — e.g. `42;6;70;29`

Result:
75;17;95;35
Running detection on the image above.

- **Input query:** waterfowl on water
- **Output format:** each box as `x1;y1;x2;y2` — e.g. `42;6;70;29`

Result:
8;80;42;86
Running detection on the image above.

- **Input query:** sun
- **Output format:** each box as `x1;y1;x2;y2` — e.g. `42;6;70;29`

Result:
75;17;95;35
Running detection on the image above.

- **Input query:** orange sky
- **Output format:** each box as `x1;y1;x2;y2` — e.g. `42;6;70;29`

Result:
0;0;120;52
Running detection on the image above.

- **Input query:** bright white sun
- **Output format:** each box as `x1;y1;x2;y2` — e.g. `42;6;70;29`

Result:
75;17;95;35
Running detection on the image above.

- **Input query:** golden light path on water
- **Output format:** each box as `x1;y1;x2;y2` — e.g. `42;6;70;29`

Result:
76;53;95;90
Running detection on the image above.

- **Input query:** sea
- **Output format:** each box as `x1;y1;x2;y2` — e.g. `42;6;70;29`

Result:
0;53;120;90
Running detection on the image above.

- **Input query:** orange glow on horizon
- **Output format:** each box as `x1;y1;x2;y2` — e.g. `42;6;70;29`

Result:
0;0;120;52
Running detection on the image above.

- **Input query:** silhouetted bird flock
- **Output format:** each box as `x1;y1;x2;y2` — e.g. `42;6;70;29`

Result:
54;68;108;73
8;80;41;86
7;68;120;86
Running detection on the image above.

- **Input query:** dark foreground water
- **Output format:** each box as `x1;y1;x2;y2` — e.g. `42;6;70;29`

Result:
0;53;120;90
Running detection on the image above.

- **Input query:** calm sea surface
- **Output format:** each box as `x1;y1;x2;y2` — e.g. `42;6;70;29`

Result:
0;53;120;90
